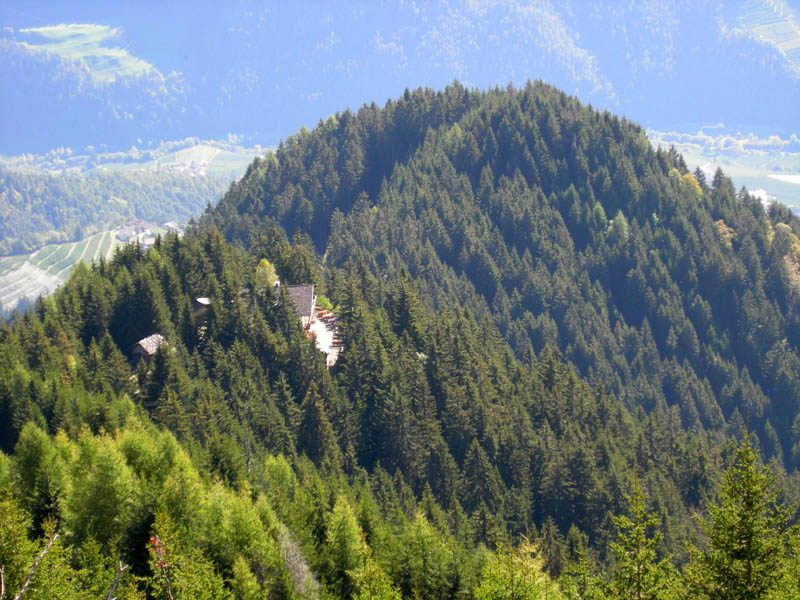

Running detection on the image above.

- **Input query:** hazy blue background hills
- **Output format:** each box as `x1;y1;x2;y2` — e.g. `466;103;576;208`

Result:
1;1;799;206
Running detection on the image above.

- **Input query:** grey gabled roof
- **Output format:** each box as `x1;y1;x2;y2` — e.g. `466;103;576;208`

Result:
285;284;315;319
133;333;166;356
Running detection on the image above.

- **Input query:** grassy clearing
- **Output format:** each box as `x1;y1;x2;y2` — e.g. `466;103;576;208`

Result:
19;24;154;82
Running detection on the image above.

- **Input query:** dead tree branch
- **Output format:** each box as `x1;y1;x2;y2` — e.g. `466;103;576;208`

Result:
105;561;129;600
13;532;58;600
149;535;173;600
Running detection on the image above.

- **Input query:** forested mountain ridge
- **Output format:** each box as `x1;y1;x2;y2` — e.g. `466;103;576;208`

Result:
206;81;800;471
2;82;800;598
1;225;798;598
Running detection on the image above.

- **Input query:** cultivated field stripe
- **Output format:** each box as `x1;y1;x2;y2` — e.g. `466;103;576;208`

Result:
34;243;71;270
0;263;61;308
53;239;87;277
1;229;130;310
56;233;98;279
84;232;103;263
97;234;112;259
103;233;123;259
0;255;28;277
30;244;59;267
48;241;82;275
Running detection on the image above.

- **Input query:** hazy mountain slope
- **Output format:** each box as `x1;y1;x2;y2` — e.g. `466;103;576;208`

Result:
3;3;799;156
0;168;231;255
207;82;800;469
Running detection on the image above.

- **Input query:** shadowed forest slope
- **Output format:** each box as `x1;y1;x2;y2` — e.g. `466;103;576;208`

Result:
207;81;800;471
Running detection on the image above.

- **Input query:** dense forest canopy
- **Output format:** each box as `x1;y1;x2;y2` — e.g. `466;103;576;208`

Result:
1;82;800;598
206;81;800;472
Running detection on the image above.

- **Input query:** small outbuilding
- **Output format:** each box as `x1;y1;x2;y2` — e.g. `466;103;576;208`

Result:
131;333;167;359
192;297;211;319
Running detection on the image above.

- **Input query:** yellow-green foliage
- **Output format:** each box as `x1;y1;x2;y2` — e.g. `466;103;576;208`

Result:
714;219;735;248
476;538;563;600
254;257;278;287
3;423;296;599
680;173;702;197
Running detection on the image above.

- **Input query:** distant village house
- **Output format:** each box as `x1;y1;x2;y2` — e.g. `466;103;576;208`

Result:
116;225;137;242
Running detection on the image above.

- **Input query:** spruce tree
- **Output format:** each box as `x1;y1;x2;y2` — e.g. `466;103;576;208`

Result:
686;432;795;599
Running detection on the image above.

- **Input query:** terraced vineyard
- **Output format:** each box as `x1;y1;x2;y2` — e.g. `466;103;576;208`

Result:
0;230;123;312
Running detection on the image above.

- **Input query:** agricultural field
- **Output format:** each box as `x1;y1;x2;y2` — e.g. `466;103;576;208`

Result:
0;230;123;313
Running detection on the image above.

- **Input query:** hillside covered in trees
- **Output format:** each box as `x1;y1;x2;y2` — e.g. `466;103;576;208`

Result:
1;82;800;598
208;81;800;473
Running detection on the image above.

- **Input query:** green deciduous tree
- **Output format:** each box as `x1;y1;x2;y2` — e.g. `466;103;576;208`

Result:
65;428;137;551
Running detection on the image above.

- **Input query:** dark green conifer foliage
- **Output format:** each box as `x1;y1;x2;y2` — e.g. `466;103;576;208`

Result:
4;82;800;600
299;381;342;470
462;439;504;514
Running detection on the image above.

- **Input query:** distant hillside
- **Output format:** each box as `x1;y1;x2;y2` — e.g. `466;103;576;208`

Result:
0;230;127;316
0;167;222;255
647;128;800;213
1;137;263;179
207;82;800;472
0;138;259;316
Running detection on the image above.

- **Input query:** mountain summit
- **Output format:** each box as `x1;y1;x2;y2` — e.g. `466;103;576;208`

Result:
208;82;800;469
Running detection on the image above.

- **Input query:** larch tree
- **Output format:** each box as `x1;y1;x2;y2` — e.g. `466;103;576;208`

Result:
607;478;680;600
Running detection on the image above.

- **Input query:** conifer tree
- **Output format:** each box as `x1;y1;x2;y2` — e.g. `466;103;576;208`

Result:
685;432;795;599
475;537;563;600
323;495;365;600
298;381;342;470
462;439;504;514
607;478;679;600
